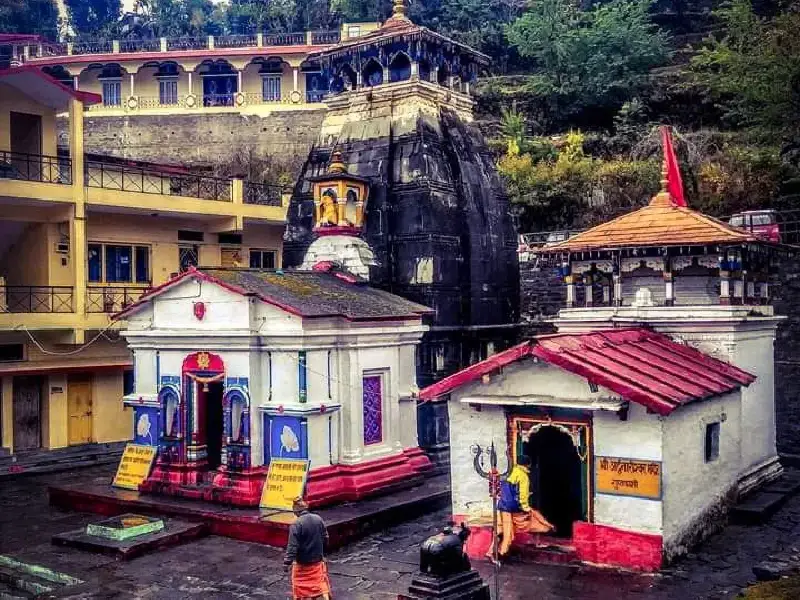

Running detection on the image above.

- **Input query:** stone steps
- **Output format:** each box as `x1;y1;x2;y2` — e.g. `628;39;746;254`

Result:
0;443;125;479
732;471;800;525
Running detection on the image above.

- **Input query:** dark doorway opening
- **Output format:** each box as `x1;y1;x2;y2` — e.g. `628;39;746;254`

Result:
525;426;584;538
10;112;42;156
203;381;224;470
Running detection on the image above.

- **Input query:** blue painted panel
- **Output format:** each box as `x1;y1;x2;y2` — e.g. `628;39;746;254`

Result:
264;415;308;462
133;406;160;446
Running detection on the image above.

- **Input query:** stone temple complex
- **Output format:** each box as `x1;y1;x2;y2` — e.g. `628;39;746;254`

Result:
283;0;521;393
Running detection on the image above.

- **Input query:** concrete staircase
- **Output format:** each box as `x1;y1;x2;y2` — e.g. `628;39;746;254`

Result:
0;442;125;479
732;469;800;525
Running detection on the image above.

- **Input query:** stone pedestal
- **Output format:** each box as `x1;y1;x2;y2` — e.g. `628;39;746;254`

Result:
398;571;490;600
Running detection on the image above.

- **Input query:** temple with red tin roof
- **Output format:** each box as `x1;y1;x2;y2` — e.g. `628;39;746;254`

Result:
421;130;785;572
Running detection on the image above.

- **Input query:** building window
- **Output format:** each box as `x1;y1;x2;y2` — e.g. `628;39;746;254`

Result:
298;351;307;403
363;374;383;445
178;230;204;242
179;245;199;273
348;26;361;39
102;80;122;106
250;249;276;269
159;79;178;105
88;243;150;283
705;422;721;463
0;344;24;362
262;75;281;102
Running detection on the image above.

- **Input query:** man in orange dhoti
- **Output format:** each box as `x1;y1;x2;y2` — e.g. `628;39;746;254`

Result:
487;455;554;562
284;498;332;600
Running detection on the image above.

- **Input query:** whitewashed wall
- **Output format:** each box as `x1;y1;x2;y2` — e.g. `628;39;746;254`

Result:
661;392;742;547
593;404;664;535
448;400;508;522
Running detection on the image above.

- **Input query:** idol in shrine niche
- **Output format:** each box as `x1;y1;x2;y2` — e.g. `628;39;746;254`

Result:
311;151;370;233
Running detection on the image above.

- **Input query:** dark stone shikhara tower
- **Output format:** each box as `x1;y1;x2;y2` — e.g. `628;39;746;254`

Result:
284;1;520;398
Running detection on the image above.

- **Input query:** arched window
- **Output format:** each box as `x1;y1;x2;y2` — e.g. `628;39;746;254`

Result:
159;386;180;439
389;53;411;83
362;59;383;87
224;389;249;444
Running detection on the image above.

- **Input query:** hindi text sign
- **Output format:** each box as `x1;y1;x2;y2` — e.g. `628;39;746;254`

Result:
260;459;311;510
112;444;157;490
595;456;662;500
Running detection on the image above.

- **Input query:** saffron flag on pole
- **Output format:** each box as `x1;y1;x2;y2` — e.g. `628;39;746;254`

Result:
661;126;687;207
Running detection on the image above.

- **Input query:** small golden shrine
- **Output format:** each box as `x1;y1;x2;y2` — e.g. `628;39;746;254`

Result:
310;150;370;234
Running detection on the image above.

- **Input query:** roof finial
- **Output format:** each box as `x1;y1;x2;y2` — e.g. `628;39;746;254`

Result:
392;0;409;20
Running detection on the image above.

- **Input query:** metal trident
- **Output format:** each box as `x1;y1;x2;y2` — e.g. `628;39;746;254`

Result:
471;441;511;600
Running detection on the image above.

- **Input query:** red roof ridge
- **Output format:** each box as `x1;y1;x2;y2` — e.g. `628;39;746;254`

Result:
0;65;101;105
419;327;755;415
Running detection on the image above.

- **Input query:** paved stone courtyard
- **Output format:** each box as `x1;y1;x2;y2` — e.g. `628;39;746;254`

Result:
1;466;799;599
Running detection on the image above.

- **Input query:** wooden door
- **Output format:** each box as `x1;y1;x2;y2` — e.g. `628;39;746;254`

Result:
221;247;242;268
68;375;93;445
12;376;42;451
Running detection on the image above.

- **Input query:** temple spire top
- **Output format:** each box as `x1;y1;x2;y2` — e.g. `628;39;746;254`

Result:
390;0;411;23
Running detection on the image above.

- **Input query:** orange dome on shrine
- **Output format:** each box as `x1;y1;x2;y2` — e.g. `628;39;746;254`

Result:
540;193;759;253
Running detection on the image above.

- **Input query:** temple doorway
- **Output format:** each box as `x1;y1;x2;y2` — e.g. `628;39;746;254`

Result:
201;381;224;470
525;425;584;538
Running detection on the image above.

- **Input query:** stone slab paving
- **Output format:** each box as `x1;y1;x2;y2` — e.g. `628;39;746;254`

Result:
2;466;800;599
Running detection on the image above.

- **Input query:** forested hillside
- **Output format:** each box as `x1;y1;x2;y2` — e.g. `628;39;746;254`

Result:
2;0;798;231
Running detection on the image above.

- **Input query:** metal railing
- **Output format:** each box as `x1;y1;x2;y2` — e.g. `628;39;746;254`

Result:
86;286;150;313
0;151;72;185
85;161;232;201
215;34;258;49
166;36;208;51
311;30;341;45
263;32;306;46
36;43;68;57
0;286;74;313
72;40;113;55
203;93;237;107
244;181;287;206
120;38;161;53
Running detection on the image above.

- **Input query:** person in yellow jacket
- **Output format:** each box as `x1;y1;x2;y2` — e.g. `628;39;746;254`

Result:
487;454;555;561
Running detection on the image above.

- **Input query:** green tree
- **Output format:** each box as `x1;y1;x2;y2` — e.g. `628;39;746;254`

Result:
129;0;221;37
0;0;60;39
688;0;800;136
66;0;122;37
506;0;669;120
330;0;391;22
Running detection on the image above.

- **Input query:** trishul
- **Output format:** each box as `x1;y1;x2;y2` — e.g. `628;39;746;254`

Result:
471;441;511;486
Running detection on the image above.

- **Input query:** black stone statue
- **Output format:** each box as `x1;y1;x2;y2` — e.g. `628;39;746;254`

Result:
399;522;490;600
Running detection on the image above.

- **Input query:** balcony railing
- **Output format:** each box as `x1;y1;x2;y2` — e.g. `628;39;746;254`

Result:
215;34;258;49
244;181;287;206
120;38;161;53
166;36;208;51
0;286;74;313
85;161;233;201
72;40;113;55
311;31;341;45
86;286;150;313
0;151;72;185
263;32;307;46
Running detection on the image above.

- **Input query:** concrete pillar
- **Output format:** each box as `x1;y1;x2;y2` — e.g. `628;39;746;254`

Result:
383;66;390;84
411;61;419;81
208;35;215;50
69;99;86;344
257;33;263;47
566;276;575;308
129;73;135;97
237;69;242;92
188;72;193;95
160;37;167;52
73;76;79;90
293;68;299;92
584;275;593;307
720;271;731;305
112;40;120;53
306;31;313;46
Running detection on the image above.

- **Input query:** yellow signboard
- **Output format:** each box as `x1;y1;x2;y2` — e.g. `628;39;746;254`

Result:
595;456;662;500
260;459;311;510
112;444;157;491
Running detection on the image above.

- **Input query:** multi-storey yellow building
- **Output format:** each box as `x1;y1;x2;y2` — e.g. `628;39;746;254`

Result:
6;23;378;117
0;67;287;455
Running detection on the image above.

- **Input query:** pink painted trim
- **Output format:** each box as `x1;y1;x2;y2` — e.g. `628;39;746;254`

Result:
0;65;102;104
313;225;363;237
26;44;331;68
573;522;663;571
